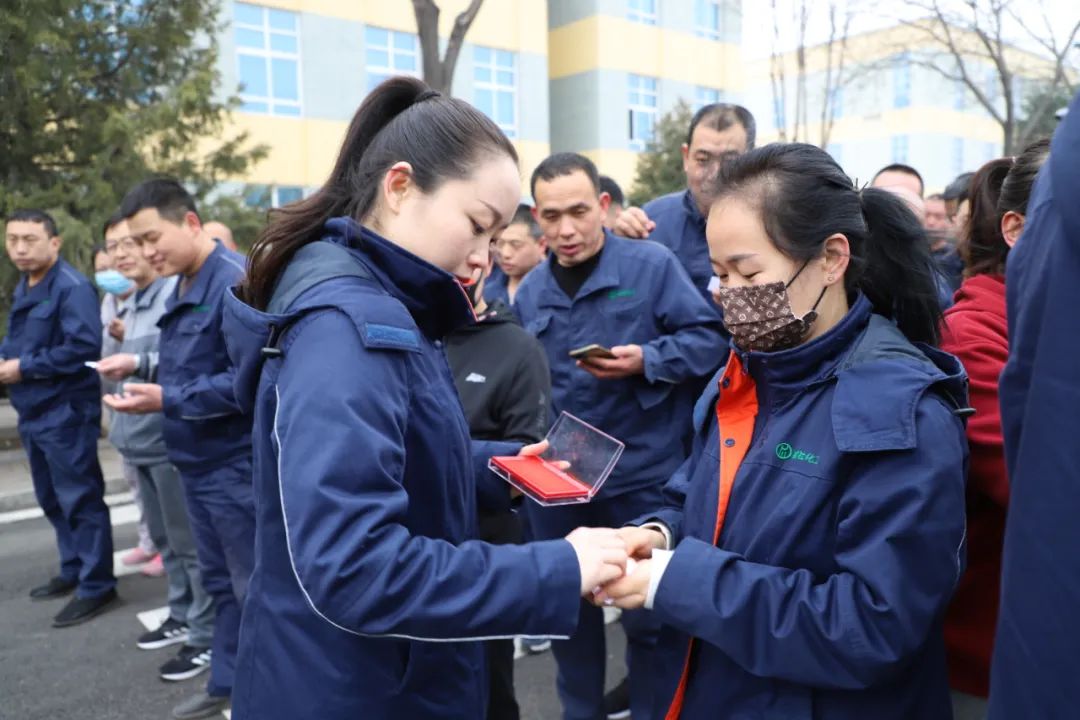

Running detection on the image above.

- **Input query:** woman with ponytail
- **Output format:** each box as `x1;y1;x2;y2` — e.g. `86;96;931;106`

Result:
220;77;627;719
596;143;970;719
940;140;1049;719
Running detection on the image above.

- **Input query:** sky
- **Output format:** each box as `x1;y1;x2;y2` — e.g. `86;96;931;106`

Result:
741;0;1080;63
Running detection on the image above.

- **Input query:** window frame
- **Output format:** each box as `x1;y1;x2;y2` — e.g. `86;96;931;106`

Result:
234;2;303;117
628;73;659;151
473;46;518;139
627;0;658;25
694;0;722;40
364;25;420;92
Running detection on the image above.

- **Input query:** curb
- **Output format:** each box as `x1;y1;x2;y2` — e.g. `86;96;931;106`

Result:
0;474;128;514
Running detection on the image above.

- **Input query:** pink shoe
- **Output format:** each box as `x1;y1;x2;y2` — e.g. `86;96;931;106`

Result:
140;554;166;578
122;547;156;566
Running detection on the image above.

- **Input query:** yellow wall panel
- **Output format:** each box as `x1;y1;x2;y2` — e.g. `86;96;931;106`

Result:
237;0;544;54
550;17;741;90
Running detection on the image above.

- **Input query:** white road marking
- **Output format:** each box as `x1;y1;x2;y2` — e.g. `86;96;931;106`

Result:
0;492;135;526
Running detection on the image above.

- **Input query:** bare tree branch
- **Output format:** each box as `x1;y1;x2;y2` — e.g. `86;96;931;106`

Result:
410;0;483;94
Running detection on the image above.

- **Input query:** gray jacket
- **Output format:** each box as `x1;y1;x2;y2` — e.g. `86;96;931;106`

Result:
109;276;177;464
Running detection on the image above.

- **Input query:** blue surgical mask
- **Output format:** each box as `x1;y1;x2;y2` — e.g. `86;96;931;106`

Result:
94;270;134;296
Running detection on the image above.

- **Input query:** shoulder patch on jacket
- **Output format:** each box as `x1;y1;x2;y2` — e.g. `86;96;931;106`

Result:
362;322;420;351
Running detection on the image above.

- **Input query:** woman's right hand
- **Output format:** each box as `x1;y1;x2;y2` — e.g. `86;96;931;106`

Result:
565;527;628;595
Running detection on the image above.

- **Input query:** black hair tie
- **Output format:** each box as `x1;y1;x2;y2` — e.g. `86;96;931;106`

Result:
415;89;441;104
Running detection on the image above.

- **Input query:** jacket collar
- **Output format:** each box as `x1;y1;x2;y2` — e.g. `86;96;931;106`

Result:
734;293;875;390
169;241;230;310
14;258;66;308
126;276;171;312
533;231;622;310
681;189;706;230
325;217;475;339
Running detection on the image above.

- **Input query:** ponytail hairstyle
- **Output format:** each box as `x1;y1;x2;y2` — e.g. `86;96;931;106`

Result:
961;139;1049;278
709;143;943;345
241;76;518;310
959;157;1014;277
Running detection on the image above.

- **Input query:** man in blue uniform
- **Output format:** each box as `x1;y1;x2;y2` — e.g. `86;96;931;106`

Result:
2;209;117;627
613;103;755;300
105;180;253;720
991;89;1080;720
515;153;727;720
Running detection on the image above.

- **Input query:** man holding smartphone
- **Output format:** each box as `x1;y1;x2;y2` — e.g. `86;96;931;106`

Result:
514;153;727;720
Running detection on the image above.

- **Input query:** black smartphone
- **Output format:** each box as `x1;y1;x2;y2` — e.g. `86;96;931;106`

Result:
568;344;617;360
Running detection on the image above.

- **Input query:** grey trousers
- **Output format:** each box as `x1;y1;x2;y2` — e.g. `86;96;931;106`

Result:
133;461;215;647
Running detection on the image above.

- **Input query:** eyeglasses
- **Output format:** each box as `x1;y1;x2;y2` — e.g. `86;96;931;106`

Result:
104;237;139;254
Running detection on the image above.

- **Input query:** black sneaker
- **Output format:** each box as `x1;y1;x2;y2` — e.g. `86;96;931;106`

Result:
138;617;190;650
29;576;77;600
160;645;212;682
604;676;631;719
52;589;118;627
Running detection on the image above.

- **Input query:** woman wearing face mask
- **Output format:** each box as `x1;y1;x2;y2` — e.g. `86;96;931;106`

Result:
220;77;627;720
596;143;970;719
940;139;1049;720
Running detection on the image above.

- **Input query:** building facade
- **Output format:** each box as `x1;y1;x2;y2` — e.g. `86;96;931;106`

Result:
742;23;1058;192
212;0;745;204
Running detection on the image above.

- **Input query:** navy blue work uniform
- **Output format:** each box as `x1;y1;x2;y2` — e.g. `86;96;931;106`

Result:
991;90;1080;720
514;233;727;720
221;219;582;720
640;296;969;720
156;242;254;699
1;259;115;599
483;263;510;306
642;190;714;302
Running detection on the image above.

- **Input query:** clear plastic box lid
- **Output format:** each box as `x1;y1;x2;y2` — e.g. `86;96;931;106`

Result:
488;412;625;506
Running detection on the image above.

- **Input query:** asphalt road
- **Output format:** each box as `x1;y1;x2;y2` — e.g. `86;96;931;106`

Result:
0;504;627;720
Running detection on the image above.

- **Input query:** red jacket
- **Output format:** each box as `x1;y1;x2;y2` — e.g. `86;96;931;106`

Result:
940;273;1009;697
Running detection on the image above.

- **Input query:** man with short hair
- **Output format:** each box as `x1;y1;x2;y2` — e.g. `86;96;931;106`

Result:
202;221;238;253
516;153;727;720
485;204;547;306
598;175;624;230
614;103;755;300
871;162;925;198
1;209;117;626
95;213;217;687
104;179;253;720
925;192;964;306
944;171;974;230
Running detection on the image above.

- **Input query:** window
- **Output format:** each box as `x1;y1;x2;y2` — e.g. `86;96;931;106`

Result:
628;74;658;151
234;2;302;116
694;86;720;111
365;26;418;92
627;0;657;25
830;86;844;119
953;82;967;110
953;137;965;174
891;135;909;163
245;185;305;209
473;46;517;138
893;55;911;109
695;0;721;39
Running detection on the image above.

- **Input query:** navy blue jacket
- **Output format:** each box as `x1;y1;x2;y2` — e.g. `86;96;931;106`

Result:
482;264;510;306
0;259;101;428
156;243;250;473
221;219;581;720
991;90;1080;719
642;189;713;301
643;295;969;719
514;233;727;496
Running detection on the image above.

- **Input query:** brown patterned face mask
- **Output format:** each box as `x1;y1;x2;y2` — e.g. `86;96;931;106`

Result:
717;263;827;353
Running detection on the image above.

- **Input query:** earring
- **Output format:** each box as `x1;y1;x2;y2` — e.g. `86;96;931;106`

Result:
826;275;834;283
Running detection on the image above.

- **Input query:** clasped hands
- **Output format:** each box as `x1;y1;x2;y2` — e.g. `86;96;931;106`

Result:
565;525;667;611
